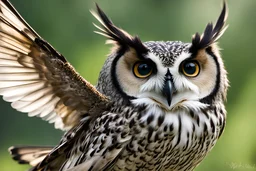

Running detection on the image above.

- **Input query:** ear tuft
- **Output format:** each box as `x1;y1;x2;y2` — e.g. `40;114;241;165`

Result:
91;4;148;54
190;1;228;52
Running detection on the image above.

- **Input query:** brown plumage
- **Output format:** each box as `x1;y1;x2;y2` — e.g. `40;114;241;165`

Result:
9;146;53;166
0;0;109;130
3;0;229;170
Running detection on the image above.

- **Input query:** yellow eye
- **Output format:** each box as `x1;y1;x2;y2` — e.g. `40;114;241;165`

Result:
181;61;200;77
133;62;153;78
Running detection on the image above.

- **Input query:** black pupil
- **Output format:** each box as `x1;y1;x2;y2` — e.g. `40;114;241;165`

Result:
138;63;151;75
184;62;196;75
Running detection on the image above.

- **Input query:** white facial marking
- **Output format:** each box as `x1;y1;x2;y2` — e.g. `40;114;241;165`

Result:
134;51;202;111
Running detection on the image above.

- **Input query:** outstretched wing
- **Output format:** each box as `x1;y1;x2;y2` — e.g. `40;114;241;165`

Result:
0;0;109;130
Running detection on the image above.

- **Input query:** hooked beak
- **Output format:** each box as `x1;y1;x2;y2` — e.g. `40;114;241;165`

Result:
162;69;175;106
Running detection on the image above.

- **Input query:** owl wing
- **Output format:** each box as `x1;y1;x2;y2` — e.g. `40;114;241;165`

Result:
0;0;109;130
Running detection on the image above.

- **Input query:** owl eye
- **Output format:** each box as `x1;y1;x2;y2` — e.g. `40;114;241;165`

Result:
181;60;200;77
133;62;153;78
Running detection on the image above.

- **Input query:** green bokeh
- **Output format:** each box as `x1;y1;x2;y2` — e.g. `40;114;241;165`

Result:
1;0;255;170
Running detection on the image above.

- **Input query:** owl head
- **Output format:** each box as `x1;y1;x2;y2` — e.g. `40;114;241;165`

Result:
95;2;228;111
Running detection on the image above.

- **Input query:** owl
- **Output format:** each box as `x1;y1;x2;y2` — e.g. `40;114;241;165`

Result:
1;0;229;170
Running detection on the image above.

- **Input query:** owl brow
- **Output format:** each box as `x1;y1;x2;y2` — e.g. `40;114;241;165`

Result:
136;53;149;60
184;55;197;61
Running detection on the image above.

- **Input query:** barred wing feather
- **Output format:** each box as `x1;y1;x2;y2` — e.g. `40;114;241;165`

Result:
0;0;109;130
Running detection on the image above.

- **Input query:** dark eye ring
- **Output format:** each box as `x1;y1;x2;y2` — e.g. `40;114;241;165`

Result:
181;60;200;77
133;62;153;78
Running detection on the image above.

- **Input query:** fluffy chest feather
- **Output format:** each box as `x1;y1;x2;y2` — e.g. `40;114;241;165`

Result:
63;103;225;171
112;104;225;171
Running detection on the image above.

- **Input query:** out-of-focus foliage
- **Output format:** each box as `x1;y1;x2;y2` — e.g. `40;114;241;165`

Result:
1;0;255;170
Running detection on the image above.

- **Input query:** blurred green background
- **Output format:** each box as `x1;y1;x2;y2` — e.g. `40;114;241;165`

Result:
1;0;255;170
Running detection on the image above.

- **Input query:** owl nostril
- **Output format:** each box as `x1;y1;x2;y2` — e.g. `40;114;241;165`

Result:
165;69;172;81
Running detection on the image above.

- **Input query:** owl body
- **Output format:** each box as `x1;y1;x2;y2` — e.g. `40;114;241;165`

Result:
0;0;228;170
56;41;226;171
61;104;224;171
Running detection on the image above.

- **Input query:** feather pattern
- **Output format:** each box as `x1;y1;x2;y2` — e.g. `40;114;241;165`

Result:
4;1;229;171
190;1;228;52
91;4;148;54
0;0;110;130
9;146;53;167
